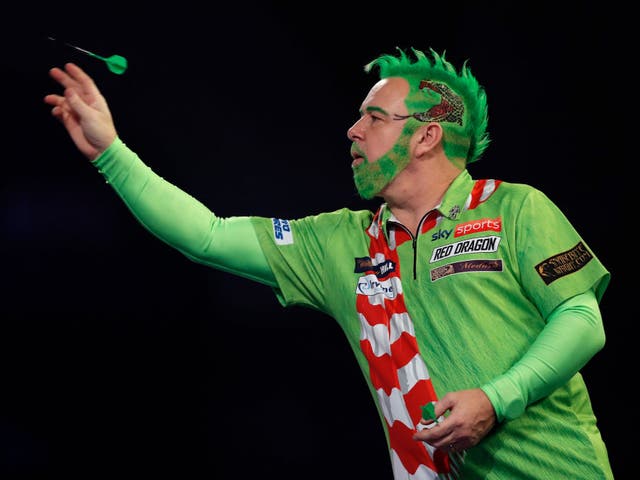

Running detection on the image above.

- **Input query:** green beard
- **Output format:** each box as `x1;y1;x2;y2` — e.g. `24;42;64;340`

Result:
352;124;415;200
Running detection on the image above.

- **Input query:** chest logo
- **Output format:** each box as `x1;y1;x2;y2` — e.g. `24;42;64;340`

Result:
430;235;501;263
354;257;397;279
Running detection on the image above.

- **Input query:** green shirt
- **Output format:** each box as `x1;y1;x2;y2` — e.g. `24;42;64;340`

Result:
95;138;612;479
251;172;611;479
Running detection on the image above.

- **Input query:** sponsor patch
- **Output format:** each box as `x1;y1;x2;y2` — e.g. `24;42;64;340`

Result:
272;218;293;245
430;235;501;263
355;274;399;299
431;228;453;241
354;257;396;278
454;217;502;238
430;259;503;282
535;241;593;285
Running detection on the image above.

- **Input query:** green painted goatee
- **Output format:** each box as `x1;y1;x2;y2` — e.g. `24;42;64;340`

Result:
352;123;415;200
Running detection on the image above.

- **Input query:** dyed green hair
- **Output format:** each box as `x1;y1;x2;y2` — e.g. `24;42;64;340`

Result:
365;47;490;165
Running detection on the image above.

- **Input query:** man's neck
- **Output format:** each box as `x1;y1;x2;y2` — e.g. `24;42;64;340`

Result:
383;162;463;234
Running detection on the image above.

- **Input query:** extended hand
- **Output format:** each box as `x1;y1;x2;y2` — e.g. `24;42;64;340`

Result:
413;388;496;452
44;63;117;161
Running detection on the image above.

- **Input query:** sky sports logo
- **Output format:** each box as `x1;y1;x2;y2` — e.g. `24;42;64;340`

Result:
454;217;502;237
272;218;293;245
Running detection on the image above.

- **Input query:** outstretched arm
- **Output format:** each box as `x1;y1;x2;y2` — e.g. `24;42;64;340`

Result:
44;63;276;286
94;139;276;286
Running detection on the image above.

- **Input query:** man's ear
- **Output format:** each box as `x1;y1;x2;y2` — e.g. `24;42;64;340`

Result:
415;122;443;156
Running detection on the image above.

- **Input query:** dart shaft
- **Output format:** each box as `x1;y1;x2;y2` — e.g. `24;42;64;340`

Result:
67;43;101;59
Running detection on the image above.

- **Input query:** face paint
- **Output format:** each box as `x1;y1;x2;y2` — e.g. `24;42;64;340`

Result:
352;119;419;200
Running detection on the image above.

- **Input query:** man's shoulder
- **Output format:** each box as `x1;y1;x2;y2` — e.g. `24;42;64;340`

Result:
488;178;544;198
254;207;374;234
461;178;550;214
299;207;375;228
319;206;375;219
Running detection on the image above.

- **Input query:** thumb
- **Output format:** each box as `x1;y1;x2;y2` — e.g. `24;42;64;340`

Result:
434;396;454;418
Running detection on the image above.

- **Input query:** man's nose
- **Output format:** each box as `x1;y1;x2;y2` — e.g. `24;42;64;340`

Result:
347;118;363;141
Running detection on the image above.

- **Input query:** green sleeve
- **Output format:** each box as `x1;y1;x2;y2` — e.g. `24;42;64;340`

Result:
480;289;605;421
92;137;276;287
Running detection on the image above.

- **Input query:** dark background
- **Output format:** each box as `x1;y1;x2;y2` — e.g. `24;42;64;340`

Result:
2;2;632;478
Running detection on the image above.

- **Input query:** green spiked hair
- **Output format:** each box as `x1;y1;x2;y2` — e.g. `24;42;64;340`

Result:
365;47;490;166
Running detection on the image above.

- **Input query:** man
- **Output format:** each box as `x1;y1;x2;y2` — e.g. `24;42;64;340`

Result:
44;47;613;479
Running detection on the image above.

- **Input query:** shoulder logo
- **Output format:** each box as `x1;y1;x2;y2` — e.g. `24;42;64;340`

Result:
272;218;293;245
535;242;593;285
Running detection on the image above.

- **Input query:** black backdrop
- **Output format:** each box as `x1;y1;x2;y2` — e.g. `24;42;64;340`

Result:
2;2;632;478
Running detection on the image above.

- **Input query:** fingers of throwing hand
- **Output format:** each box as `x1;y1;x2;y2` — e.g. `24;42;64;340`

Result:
65;63;101;98
43;93;65;118
48;66;75;90
48;64;99;101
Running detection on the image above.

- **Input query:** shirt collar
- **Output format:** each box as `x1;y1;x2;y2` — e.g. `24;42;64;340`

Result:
374;169;475;235
437;169;475;221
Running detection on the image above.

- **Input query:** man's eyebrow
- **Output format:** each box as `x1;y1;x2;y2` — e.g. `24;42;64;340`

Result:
361;106;390;116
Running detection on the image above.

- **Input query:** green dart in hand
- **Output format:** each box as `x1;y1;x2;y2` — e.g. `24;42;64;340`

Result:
421;402;440;424
48;36;128;75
